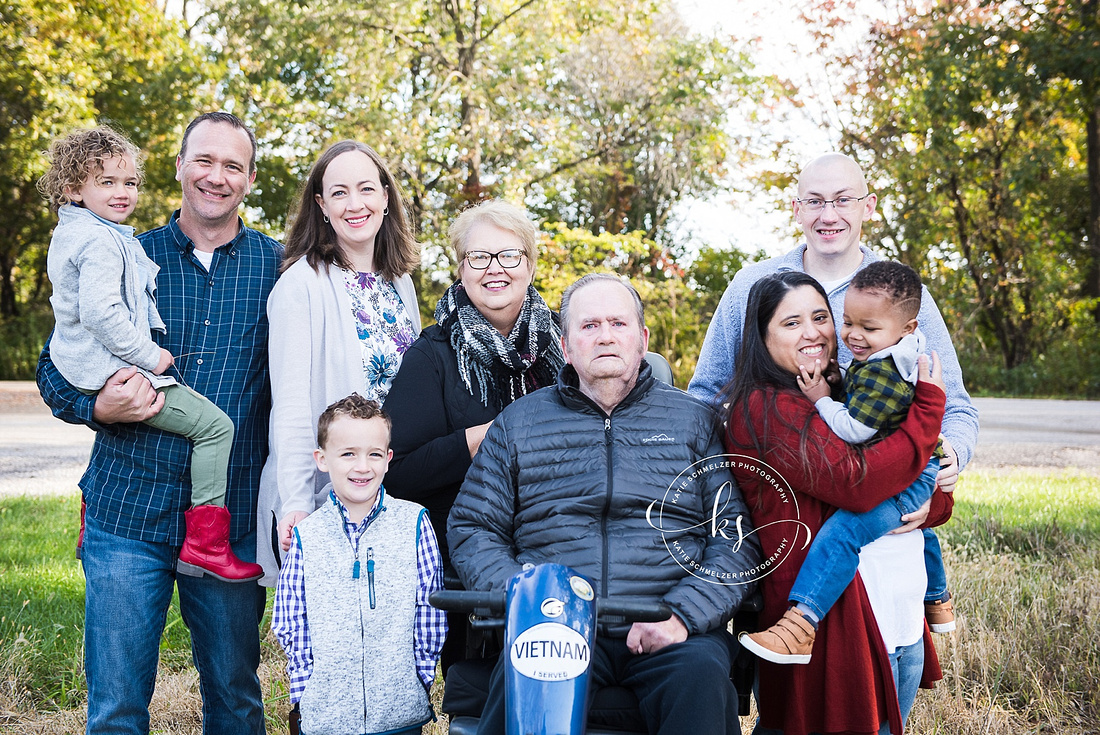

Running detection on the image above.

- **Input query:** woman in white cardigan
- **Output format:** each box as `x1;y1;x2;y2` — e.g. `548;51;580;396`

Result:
256;140;421;583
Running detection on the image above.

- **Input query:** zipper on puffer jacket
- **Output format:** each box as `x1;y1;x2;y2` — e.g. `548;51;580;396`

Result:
602;416;613;596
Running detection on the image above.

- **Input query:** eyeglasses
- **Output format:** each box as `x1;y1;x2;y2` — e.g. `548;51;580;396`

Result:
795;195;871;213
463;249;526;270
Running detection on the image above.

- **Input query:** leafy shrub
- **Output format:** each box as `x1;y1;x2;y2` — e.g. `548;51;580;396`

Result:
0;308;53;381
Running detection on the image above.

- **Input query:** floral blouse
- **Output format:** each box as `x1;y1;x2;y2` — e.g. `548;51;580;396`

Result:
342;270;416;403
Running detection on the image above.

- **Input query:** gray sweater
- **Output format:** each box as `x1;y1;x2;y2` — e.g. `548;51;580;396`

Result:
46;205;175;391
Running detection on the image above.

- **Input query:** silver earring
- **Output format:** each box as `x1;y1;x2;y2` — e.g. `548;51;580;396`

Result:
323;214;329;224
383;207;389;216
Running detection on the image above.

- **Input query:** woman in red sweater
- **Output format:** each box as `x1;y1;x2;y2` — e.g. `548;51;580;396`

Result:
722;272;951;735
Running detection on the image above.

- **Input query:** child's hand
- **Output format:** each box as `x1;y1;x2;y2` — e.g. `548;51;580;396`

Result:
797;359;830;402
917;351;946;392
278;511;310;551
465;420;493;458
153;348;174;375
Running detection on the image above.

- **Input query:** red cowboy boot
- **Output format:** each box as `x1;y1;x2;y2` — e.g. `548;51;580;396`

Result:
177;505;263;582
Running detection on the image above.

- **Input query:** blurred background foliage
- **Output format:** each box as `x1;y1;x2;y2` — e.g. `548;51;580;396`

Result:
0;0;1097;394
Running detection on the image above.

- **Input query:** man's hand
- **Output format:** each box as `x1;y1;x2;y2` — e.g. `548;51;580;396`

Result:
892;497;931;534
936;438;959;494
278;511;310;551
626;614;688;655
797;360;830;403
92;367;162;424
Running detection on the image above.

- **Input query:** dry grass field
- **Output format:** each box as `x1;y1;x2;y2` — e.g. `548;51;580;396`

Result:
2;387;1097;735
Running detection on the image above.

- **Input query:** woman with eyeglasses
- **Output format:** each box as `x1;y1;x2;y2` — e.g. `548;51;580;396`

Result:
383;199;565;671
255;140;422;581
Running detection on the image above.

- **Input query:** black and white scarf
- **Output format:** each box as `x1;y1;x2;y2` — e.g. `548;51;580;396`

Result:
435;281;565;411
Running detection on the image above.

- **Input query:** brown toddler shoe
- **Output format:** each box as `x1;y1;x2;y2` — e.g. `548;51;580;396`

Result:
926;598;956;633
738;607;816;664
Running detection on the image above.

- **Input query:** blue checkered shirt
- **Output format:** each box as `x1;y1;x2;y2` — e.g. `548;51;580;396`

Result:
36;211;283;543
271;489;447;703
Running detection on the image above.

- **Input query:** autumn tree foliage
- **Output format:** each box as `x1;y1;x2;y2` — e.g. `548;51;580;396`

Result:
202;0;755;250
801;0;1098;392
0;0;757;384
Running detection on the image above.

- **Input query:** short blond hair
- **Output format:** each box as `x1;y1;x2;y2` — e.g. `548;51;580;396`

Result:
448;200;539;266
37;126;143;213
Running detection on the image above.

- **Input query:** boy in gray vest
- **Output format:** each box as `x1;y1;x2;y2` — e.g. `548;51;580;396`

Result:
272;394;446;735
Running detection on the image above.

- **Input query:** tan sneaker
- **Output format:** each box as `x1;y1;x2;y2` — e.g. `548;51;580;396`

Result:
738;607;816;664
926;598;956;633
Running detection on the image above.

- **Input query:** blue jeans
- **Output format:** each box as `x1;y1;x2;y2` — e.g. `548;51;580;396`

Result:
82;514;266;735
789;458;942;620
888;637;924;729
923;528;948;602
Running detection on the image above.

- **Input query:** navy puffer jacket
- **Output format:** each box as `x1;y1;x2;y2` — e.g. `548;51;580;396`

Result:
448;362;762;637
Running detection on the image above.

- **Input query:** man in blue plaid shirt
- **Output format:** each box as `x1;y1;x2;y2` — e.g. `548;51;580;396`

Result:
37;112;282;735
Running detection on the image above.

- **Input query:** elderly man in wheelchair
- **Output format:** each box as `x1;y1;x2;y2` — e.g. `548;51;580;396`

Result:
440;274;763;735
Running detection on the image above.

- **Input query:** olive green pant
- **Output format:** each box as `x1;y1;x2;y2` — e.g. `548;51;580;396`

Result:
142;383;234;507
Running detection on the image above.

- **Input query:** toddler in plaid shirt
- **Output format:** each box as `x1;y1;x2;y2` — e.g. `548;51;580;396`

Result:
272;395;445;735
740;261;955;665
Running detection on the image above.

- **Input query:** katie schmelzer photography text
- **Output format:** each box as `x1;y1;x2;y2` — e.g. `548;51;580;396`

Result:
645;454;811;586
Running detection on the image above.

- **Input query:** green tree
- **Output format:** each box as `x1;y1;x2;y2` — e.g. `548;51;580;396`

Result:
802;0;1091;374
688;243;756;319
203;0;755;252
998;0;1100;320
0;0;207;316
534;224;711;382
522;14;754;243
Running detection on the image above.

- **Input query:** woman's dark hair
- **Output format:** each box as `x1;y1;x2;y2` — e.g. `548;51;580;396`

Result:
721;272;858;488
282;140;418;280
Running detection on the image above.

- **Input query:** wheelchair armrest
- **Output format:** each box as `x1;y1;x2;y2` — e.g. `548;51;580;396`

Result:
429;588;506;618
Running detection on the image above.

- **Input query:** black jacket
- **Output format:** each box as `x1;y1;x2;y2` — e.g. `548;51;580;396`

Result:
448;362;762;637
383;323;498;563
